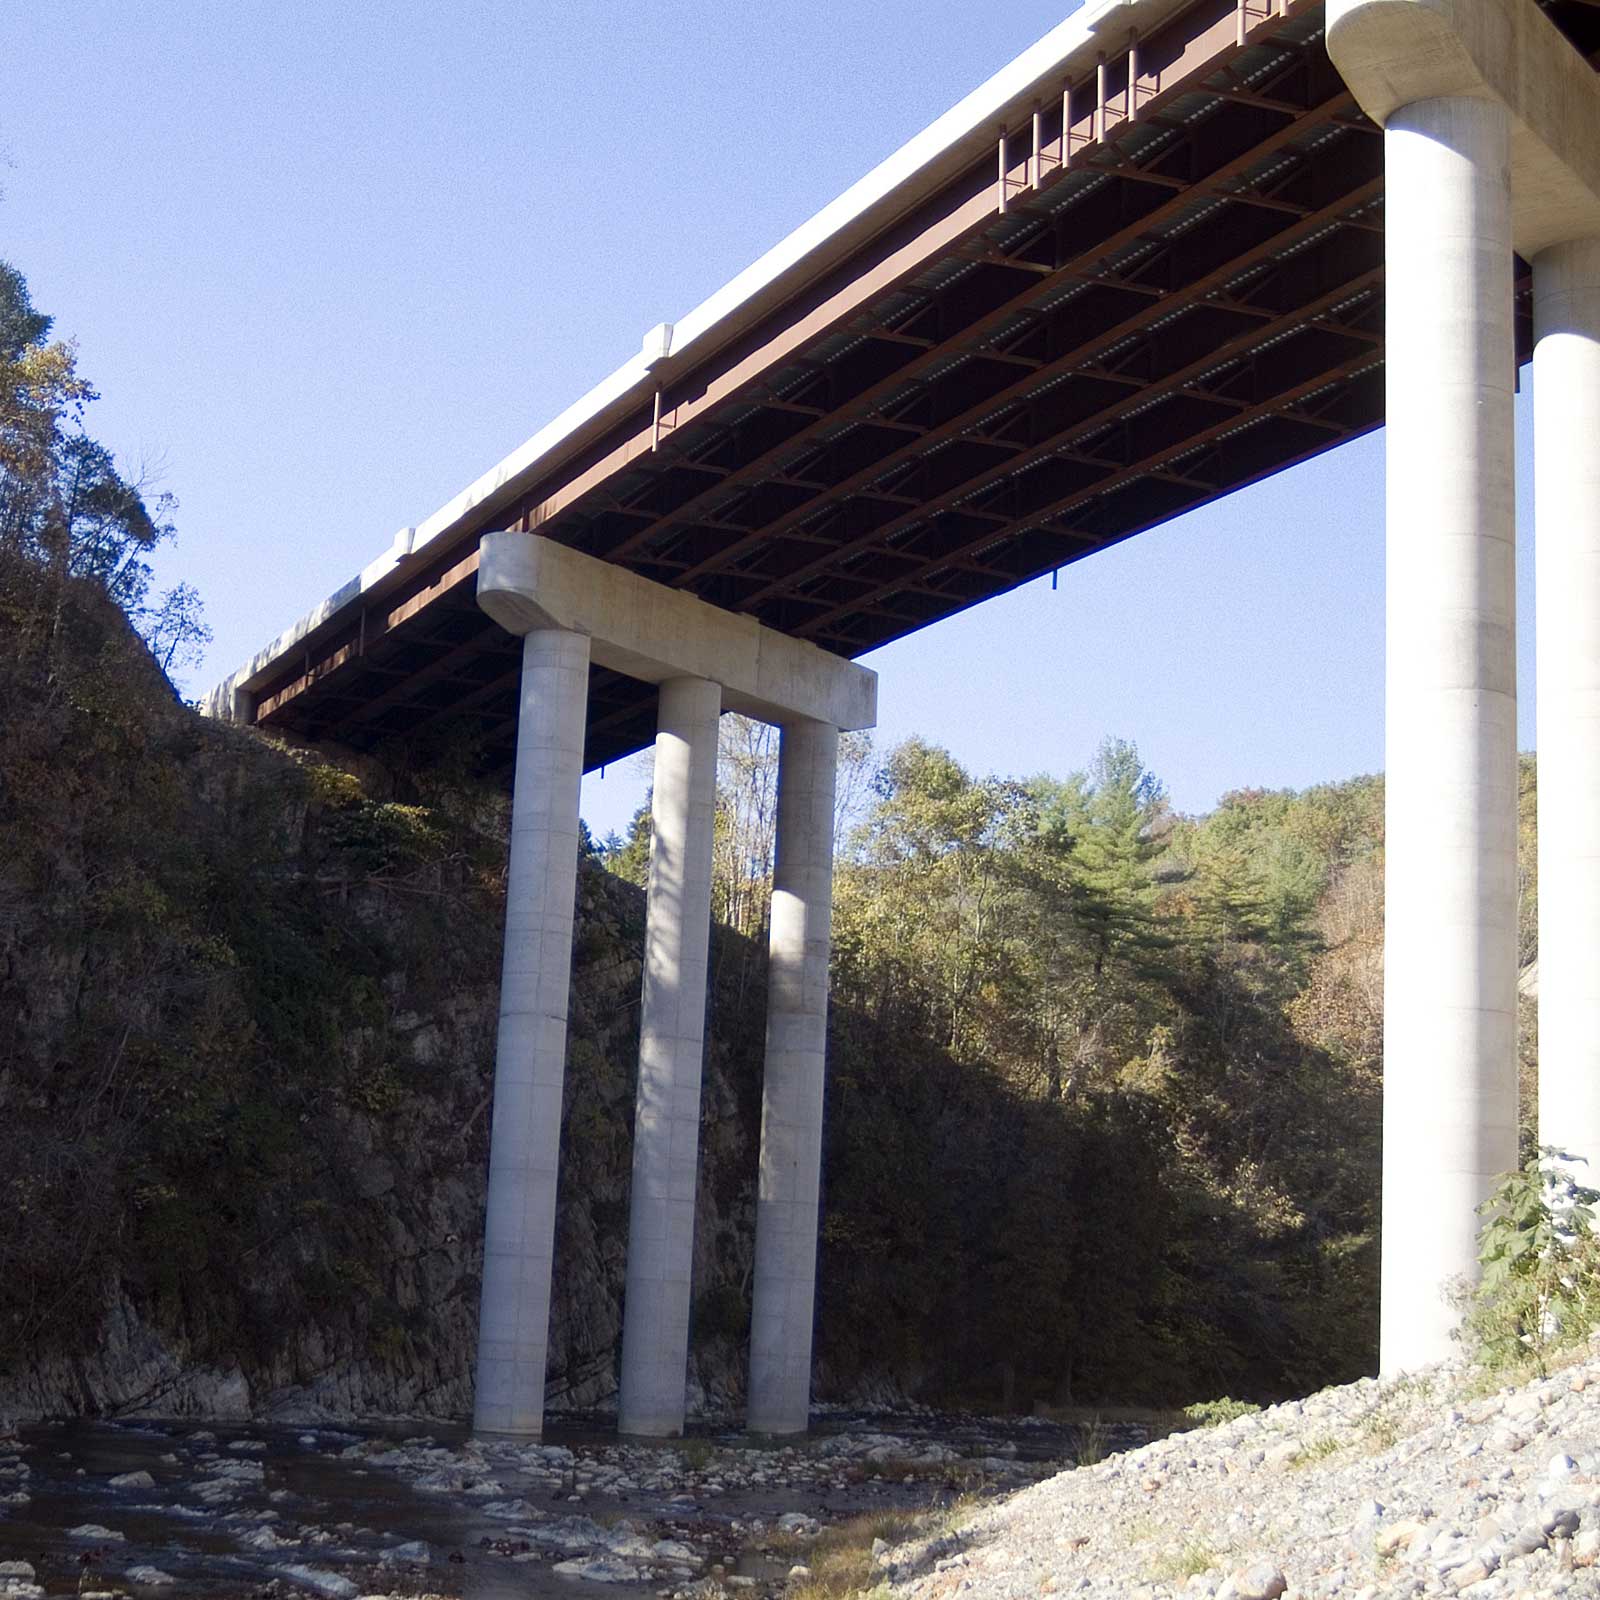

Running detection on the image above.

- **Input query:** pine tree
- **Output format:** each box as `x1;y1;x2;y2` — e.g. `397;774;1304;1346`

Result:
1039;737;1171;978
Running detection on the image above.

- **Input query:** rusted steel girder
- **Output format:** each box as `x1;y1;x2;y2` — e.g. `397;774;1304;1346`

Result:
250;0;1561;777
581;73;1357;573
689;175;1383;613
252;4;1356;738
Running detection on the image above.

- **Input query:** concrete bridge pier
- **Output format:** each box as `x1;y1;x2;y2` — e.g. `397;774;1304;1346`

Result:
748;717;839;1435
472;532;877;1439
1378;93;1520;1373
1330;0;1600;1370
1536;238;1600;1178
618;675;722;1437
473;625;592;1438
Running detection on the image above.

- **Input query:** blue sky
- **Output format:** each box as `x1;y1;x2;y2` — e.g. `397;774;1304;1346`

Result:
3;1;1537;839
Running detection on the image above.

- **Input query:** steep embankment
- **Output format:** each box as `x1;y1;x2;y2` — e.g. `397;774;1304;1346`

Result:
0;557;764;1422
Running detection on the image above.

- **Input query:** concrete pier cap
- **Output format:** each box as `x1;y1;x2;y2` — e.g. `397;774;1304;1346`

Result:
1327;0;1600;255
477;530;878;734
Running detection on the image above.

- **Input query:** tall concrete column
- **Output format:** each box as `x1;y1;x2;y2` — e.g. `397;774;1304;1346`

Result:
1535;237;1600;1176
748;717;838;1434
619;675;722;1436
1381;95;1519;1372
473;625;591;1437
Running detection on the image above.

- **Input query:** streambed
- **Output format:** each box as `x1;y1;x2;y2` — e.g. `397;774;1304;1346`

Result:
0;1408;1123;1600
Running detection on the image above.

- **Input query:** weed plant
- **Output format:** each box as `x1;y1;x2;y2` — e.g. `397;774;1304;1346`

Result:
1181;1397;1261;1429
1466;1147;1600;1377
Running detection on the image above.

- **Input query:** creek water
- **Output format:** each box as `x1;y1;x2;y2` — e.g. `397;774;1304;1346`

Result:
0;1409;1098;1600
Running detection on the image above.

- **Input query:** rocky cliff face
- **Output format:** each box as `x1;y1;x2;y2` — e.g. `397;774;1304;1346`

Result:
0;563;780;1425
0;819;777;1424
0;806;784;1420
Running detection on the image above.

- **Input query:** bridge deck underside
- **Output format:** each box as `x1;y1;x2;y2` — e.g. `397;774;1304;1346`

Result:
252;0;1560;778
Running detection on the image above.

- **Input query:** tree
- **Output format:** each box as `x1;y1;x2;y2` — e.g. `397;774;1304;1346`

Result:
0;259;206;682
1037;736;1171;978
1010;739;1178;1099
712;715;781;936
609;714;874;939
605;799;653;888
1181;789;1324;985
836;738;1038;1057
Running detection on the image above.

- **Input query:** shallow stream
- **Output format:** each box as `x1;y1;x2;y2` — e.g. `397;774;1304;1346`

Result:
0;1408;1112;1600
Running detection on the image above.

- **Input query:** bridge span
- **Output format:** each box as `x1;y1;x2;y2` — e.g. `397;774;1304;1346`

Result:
208;0;1600;1439
209;0;1420;773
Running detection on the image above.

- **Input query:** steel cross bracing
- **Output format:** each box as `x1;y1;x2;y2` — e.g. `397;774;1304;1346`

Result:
576;109;1379;615
248;0;1545;775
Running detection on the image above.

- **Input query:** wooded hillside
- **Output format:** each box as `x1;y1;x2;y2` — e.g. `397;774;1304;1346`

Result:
609;718;1503;1407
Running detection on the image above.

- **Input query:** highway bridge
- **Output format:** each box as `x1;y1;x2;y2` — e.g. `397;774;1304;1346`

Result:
211;0;1542;775
207;0;1600;1441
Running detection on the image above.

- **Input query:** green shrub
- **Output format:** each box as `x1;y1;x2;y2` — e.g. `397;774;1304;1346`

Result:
1467;1147;1600;1376
1182;1396;1261;1428
304;762;364;807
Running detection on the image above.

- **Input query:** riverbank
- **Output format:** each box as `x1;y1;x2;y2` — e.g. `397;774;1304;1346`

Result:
878;1348;1600;1600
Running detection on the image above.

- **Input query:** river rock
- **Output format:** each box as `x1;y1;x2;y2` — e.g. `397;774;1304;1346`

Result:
275;1566;358;1598
1376;1520;1427;1556
551;1556;641;1582
377;1540;429;1565
1544;1506;1582;1539
652;1539;698;1563
242;1525;300;1551
1230;1560;1287;1599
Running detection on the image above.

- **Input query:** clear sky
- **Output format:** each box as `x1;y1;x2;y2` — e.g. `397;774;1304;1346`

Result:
3;1;1539;839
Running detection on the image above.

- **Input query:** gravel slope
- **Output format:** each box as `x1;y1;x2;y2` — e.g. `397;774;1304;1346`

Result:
879;1347;1600;1600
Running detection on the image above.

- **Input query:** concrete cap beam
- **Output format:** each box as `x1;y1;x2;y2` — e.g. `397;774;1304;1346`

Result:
477;531;878;733
1328;0;1600;256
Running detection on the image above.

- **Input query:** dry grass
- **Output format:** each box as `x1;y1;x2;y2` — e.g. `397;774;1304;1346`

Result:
1119;1514;1162;1547
786;1509;926;1600
1287;1432;1344;1469
1355;1371;1437;1451
1148;1539;1221;1582
784;1493;994;1600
